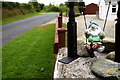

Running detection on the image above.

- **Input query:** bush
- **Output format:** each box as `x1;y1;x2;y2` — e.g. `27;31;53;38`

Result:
2;2;20;9
42;4;61;12
48;6;60;12
57;3;69;12
20;3;32;9
29;2;45;12
2;2;36;19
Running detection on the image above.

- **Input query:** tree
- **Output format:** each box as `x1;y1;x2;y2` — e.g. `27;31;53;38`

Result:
59;3;68;12
59;3;64;6
78;2;85;13
29;0;38;2
48;6;60;12
2;2;20;9
29;0;44;12
65;2;69;7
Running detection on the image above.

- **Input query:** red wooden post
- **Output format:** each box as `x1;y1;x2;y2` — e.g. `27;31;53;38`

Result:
54;34;59;54
58;16;62;28
58;28;67;48
54;20;59;54
59;11;62;16
66;10;68;17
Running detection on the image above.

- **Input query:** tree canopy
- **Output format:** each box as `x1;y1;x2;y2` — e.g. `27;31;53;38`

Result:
29;0;38;2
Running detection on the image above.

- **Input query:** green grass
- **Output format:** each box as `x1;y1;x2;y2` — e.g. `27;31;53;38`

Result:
2;24;55;78
62;24;67;47
42;12;59;13
2;12;42;25
63;12;81;17
63;13;67;17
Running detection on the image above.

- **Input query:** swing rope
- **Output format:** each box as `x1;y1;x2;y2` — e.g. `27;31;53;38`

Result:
103;2;111;31
83;11;87;43
83;2;111;32
82;2;111;43
83;2;111;43
83;11;87;29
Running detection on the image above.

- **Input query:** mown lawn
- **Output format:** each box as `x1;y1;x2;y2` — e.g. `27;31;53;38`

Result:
2;24;56;79
1;12;42;25
63;12;80;17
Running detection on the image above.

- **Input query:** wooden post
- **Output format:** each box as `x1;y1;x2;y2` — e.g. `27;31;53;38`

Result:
58;16;62;28
58;28;67;48
115;1;120;63
54;21;59;54
59;11;62;16
66;10;68;17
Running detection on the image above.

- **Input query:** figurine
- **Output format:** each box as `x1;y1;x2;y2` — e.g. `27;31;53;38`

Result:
84;20;105;57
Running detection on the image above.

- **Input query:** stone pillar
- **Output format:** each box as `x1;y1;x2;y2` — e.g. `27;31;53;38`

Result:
115;1;120;63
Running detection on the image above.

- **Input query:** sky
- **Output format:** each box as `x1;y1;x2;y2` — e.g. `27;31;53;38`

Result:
2;0;99;5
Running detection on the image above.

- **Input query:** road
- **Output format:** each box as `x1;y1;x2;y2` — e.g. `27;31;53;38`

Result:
2;13;58;46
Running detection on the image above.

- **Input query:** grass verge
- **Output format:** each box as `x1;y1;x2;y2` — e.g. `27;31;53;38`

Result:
62;24;67;47
2;12;42;25
63;12;81;17
2;24;55;78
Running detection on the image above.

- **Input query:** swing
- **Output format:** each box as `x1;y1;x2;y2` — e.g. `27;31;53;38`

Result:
82;2;111;53
84;20;105;53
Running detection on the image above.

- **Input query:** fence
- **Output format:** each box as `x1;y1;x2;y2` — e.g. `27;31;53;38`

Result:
54;11;67;54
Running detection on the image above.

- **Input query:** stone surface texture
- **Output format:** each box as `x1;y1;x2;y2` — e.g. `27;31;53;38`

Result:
54;38;118;79
54;48;96;78
106;51;115;61
54;15;118;79
91;58;120;79
77;38;89;57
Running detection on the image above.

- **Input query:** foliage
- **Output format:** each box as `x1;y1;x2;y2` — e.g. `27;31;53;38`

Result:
29;0;38;2
59;3;68;12
42;3;68;12
78;2;85;13
29;0;45;12
1;1;45;19
64;2;85;13
2;1;45;12
48;6;60;12
42;4;60;12
2;24;55;78
20;3;33;9
2;2;20;9
65;2;69;7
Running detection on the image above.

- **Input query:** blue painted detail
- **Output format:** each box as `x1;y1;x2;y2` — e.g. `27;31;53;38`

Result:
88;20;99;29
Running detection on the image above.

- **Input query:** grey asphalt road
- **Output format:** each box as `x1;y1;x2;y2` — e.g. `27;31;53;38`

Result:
2;13;58;46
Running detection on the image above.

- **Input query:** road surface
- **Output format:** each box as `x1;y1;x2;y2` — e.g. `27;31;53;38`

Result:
2;13;58;46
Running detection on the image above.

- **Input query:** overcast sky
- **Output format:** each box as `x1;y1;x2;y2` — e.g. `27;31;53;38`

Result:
2;0;99;5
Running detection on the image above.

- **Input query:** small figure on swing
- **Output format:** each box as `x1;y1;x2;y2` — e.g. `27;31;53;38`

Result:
84;20;105;58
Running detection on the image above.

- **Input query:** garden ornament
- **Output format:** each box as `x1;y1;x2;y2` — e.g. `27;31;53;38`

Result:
84;20;105;57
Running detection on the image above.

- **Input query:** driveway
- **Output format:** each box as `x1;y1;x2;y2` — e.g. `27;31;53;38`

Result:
2;13;58;46
62;15;116;39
